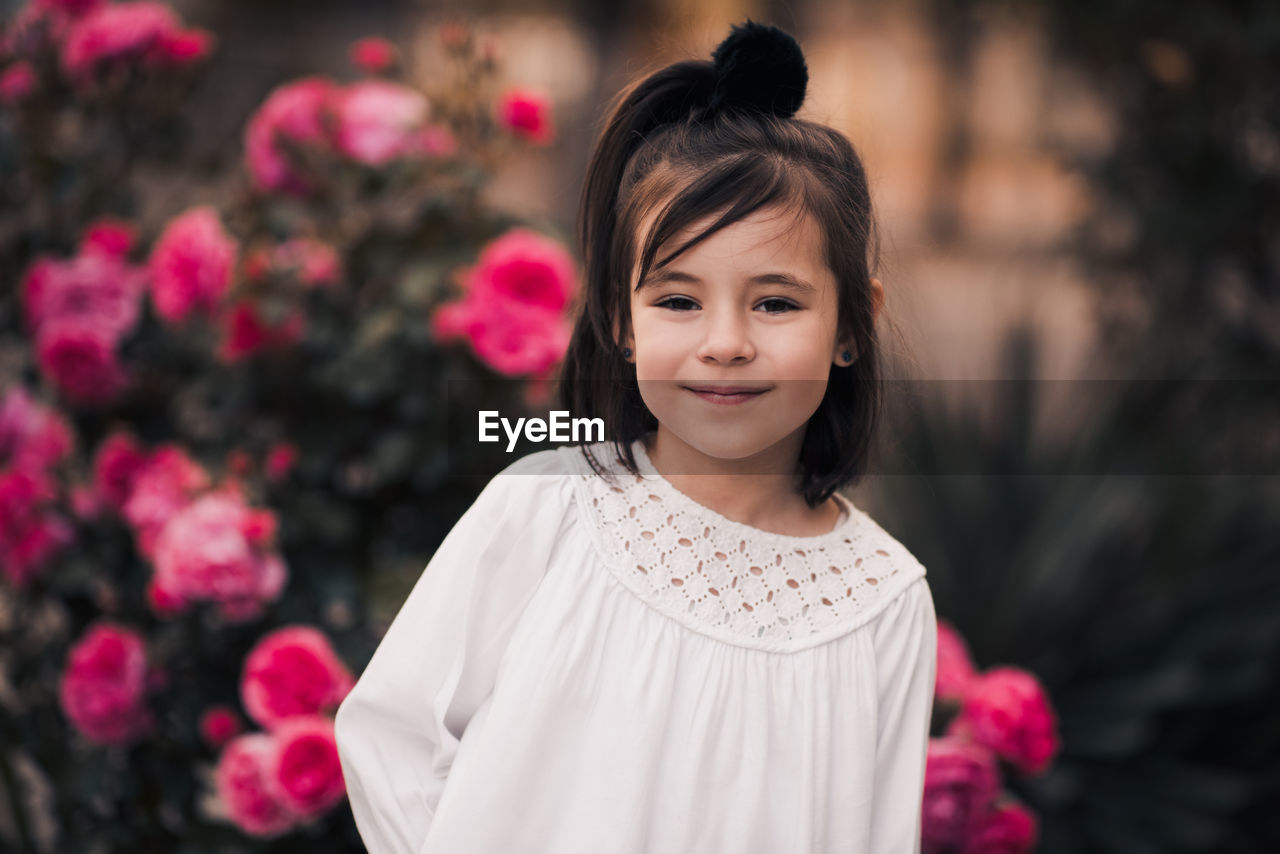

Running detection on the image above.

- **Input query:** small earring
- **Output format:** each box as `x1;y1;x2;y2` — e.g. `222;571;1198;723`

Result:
622;347;632;359
841;349;853;364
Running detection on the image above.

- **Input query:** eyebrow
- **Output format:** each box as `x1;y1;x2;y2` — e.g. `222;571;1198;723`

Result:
635;269;817;295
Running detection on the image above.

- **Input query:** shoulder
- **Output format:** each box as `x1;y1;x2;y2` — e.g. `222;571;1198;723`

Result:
468;446;578;520
844;503;928;582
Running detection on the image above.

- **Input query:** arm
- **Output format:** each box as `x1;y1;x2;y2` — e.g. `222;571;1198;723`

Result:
333;449;571;854
867;576;938;854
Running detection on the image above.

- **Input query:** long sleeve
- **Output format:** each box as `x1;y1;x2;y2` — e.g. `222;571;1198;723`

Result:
333;448;573;854
867;576;938;854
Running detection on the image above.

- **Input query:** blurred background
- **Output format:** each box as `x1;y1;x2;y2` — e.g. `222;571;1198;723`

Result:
1;0;1277;851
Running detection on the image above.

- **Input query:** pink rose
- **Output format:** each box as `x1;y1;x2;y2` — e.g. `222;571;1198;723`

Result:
199;704;243;750
240;625;353;730
215;299;306;364
214;733;297;837
431;286;572;377
35;317;131;407
467;228;578;312
948;666;1061;776
265;715;346;817
960;800;1039;854
148;205;238;324
495;87;553;145
0;384;75;472
0;61;37;105
81;218;137;257
152;27;211;66
0;467;75;588
34;0;104;17
264;442;298;482
348;36;396;75
58;621;154;745
936;619;978;703
150;491;288;623
922;736;1001;854
332;79;429;167
91;429;149;511
122;444;211;559
60;1;180;81
21;251;145;339
243;76;337;195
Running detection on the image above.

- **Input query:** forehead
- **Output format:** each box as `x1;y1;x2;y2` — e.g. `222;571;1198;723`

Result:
633;202;826;278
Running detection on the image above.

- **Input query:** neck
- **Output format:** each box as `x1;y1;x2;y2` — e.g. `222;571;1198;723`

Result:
641;427;837;535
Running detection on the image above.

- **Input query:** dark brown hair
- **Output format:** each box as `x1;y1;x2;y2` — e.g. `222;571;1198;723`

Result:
556;50;886;508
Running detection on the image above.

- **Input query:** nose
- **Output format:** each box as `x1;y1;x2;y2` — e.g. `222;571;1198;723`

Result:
696;306;755;364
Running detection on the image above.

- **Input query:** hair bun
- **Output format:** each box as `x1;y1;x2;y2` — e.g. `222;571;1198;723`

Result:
707;19;808;120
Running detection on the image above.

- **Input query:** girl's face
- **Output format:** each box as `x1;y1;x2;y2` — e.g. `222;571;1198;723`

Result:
621;203;863;468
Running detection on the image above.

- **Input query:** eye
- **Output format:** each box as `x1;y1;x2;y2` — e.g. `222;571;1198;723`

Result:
757;298;799;314
655;296;698;312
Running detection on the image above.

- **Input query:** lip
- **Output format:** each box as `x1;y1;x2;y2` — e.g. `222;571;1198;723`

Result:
683;385;771;405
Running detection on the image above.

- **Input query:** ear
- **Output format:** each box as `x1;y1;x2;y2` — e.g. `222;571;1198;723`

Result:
832;340;857;366
870;276;884;325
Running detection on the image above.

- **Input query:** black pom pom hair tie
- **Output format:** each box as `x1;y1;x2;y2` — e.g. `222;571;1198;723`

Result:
703;19;809;120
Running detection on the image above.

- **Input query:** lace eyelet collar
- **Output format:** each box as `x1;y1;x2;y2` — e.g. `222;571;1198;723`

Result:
559;439;925;652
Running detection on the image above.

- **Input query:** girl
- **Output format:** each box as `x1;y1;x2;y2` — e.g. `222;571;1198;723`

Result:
335;20;937;854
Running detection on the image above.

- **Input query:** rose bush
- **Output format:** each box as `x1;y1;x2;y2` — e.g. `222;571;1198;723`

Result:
1;8;576;850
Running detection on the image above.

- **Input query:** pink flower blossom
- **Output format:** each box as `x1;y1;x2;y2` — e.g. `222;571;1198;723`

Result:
430;295;570;377
35;317;131;407
243;76;337;195
467;228;578;312
430;229;577;376
936;619;978;703
332;79;429;167
240;625;353;730
495;87;553;145
922;736;1002;854
216;299;306;364
214;733;297;837
150;491;288;624
122;444;211;559
0;62;37;105
34;0;105;18
81;218;137;257
199;704;243;750
947;666;1061;776
265;715;346;818
0;385;75;472
960;800;1039;854
348;36;396;75
21;250;145;339
148;205;238;324
0;467;75;588
91;429;149;510
58;621;154;745
264;442;298;482
60;1;180;81
152;27;211;66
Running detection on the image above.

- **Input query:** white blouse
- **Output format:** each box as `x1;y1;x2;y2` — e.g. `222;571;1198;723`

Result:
334;437;937;854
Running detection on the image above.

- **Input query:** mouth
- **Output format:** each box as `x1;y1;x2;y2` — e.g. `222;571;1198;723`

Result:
682;385;771;404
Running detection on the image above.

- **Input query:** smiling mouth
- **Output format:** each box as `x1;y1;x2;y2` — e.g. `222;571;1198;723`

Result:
682;386;771;404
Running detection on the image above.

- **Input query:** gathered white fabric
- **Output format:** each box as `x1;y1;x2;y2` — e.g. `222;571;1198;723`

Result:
335;437;937;854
